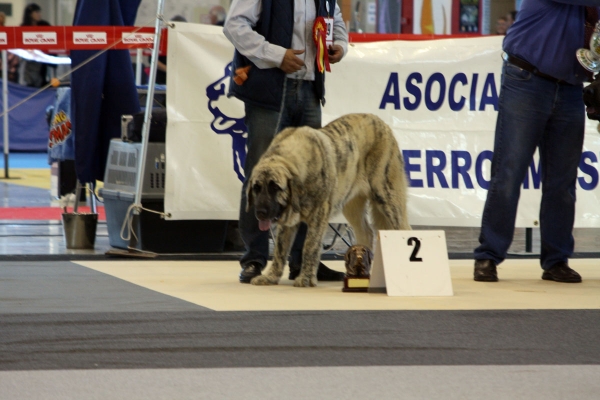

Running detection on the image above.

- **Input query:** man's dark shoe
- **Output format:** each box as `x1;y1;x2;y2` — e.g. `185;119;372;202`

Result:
288;263;300;280
542;262;582;283
289;261;345;281
474;259;498;282
317;262;345;281
239;262;263;284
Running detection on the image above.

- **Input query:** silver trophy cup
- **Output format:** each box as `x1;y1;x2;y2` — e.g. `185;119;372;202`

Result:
577;21;600;73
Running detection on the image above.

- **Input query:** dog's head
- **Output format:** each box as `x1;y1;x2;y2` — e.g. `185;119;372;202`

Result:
344;245;374;277
583;74;600;121
246;160;301;231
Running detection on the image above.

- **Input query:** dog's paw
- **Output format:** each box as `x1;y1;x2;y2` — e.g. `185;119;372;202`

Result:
251;274;279;286
293;275;318;287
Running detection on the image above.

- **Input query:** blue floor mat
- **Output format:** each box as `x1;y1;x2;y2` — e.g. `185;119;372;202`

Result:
0;184;52;207
0;152;49;169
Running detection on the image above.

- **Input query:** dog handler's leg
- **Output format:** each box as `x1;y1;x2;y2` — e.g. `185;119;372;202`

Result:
251;224;297;285
294;217;329;287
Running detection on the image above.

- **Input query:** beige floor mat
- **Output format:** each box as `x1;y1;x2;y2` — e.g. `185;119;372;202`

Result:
75;259;600;311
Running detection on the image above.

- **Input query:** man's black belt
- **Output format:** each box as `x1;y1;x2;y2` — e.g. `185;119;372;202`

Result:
505;54;565;84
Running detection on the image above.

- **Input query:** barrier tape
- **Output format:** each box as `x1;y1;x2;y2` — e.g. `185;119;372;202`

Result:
348;33;482;42
0;26;167;54
0;26;480;55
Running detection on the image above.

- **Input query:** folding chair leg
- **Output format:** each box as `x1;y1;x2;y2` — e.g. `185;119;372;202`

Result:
323;223;354;251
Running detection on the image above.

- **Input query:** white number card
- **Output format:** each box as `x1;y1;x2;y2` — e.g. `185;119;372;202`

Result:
370;230;453;297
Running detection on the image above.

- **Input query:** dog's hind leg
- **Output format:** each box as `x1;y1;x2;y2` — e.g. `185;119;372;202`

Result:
370;173;410;231
252;224;297;286
369;152;411;231
371;192;410;231
342;195;374;248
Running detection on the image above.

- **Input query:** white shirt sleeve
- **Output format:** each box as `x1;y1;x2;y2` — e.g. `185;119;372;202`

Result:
332;2;349;58
223;0;287;69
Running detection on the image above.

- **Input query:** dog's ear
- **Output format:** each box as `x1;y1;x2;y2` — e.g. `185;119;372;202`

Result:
344;247;352;263
245;179;254;212
288;176;302;214
365;247;374;265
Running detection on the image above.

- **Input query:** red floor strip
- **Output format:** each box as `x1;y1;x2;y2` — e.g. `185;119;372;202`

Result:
0;206;106;221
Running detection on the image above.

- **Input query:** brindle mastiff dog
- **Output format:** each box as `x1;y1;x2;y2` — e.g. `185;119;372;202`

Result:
246;113;410;287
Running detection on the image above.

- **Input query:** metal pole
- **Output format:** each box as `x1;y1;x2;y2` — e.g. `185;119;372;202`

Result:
525;227;533;253
90;182;97;214
2;50;9;179
73;180;82;213
135;48;143;86
133;0;165;214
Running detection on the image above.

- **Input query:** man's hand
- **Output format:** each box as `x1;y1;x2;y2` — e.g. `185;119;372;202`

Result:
328;44;344;64
280;49;305;73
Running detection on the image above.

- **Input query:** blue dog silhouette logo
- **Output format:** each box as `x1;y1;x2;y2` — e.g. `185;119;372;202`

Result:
206;62;247;182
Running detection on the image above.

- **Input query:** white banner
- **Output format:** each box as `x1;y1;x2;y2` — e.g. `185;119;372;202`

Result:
9;49;71;64
165;23;600;228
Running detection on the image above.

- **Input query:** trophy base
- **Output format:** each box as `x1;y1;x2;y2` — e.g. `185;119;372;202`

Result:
576;48;600;73
342;276;370;292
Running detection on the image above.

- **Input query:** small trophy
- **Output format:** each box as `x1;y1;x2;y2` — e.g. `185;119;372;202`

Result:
342;245;374;293
577;21;600;73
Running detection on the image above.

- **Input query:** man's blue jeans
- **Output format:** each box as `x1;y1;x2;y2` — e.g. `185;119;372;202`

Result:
239;79;322;268
474;62;585;270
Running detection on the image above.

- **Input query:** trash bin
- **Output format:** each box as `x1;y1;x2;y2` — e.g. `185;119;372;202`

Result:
61;180;98;249
62;212;98;249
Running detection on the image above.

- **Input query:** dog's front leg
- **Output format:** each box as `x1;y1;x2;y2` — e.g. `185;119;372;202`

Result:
251;224;297;285
294;218;329;287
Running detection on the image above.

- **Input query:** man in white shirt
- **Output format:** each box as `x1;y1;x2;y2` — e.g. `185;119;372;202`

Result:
224;0;349;283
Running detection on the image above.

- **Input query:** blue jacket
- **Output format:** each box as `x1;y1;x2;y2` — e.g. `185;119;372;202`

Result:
228;0;335;111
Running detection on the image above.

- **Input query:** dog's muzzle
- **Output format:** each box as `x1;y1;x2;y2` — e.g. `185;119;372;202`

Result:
584;77;600;121
255;208;279;231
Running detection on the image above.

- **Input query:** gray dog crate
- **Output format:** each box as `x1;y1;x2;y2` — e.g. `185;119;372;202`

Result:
100;139;227;253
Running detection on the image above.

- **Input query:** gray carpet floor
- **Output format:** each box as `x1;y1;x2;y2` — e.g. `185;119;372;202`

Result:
0;261;599;399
